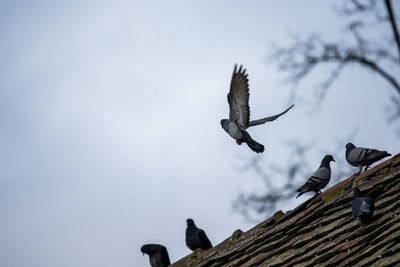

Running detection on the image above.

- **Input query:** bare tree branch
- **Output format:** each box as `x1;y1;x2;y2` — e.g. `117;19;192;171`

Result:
233;141;312;221
270;35;400;97
384;0;400;60
336;0;375;15
269;0;400;104
346;53;400;94
234;133;356;222
234;0;400;222
386;95;400;129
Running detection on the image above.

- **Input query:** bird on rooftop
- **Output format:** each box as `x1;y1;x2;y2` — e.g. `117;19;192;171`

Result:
345;143;391;174
296;155;335;198
351;186;375;227
185;218;212;251
220;64;294;153
141;244;171;267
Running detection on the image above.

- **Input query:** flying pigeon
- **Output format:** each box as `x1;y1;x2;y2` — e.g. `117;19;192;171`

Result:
185;218;212;251
220;64;294;153
296;155;335;198
345;143;391;174
351;186;374;226
141;244;171;267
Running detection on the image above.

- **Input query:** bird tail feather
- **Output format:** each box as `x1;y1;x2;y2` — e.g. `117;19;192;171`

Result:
240;129;265;153
296;185;309;198
370;150;391;161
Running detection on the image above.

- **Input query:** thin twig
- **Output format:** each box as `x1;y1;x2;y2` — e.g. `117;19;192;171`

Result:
385;0;400;61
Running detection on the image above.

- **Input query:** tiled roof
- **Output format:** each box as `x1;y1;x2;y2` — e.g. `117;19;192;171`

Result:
172;154;400;267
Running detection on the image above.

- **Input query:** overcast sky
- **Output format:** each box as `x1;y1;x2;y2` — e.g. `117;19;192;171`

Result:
1;1;399;266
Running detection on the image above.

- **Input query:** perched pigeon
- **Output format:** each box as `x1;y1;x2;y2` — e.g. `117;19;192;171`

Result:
220;64;294;153
141;244;171;267
351;186;374;226
296;155;335;198
345;143;391;174
185;218;212;251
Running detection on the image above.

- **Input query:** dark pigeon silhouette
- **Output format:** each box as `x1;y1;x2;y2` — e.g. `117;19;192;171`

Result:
351;186;375;226
346;143;391;174
220;64;294;153
185;218;212;251
141;244;171;267
296;155;335;198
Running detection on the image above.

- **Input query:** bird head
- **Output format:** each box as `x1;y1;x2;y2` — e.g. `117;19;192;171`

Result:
323;154;335;163
186;218;195;226
346;143;355;152
352;186;362;198
220;119;228;129
141;244;155;256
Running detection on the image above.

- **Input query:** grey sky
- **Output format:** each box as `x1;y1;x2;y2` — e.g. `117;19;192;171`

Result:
1;1;399;266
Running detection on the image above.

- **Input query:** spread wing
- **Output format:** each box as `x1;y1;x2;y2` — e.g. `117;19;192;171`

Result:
228;64;250;128
248;104;294;127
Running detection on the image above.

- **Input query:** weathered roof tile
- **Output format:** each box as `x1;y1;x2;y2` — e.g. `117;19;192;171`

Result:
171;154;400;267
